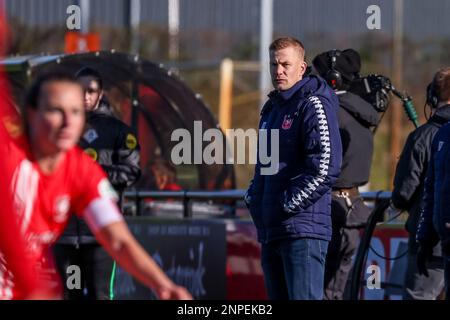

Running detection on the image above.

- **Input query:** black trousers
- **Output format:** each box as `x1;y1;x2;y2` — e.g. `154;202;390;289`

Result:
53;243;115;300
324;195;370;300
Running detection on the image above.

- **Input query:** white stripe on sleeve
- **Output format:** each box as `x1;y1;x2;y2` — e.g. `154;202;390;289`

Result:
83;197;124;233
287;96;331;209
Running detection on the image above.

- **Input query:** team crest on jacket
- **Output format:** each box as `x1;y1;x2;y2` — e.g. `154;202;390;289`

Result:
282;115;293;130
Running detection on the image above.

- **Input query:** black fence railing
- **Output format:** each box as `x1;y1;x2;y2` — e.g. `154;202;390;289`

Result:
123;189;392;218
123;189;396;299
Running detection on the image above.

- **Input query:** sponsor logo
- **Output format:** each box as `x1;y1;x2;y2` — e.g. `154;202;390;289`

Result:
54;195;70;223
2;116;23;138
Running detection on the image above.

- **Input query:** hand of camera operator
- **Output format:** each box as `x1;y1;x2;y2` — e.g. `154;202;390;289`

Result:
386;201;402;220
375;87;390;112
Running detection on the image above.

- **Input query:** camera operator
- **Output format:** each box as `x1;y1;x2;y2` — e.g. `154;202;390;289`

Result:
392;68;450;300
313;49;385;300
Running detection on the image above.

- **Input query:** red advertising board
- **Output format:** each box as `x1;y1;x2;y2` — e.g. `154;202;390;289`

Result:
64;32;100;53
225;221;409;300
361;225;409;299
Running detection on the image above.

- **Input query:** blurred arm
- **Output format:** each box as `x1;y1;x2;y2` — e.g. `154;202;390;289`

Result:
83;198;192;300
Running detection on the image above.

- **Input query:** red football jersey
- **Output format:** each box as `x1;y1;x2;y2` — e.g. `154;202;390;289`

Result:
0;14;118;298
0;20;120;297
0;138;112;299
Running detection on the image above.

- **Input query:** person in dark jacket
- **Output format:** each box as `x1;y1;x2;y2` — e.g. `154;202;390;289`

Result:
415;67;450;300
245;37;342;300
391;68;450;300
53;67;141;300
313;49;383;300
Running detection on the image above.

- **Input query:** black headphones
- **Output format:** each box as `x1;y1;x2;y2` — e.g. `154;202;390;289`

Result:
324;50;343;90
426;80;439;109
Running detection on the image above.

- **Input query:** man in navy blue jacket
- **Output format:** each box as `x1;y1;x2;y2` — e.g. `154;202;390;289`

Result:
416;68;450;300
245;37;342;300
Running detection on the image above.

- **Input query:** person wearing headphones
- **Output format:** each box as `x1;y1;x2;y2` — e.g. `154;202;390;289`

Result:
393;67;450;300
312;49;384;300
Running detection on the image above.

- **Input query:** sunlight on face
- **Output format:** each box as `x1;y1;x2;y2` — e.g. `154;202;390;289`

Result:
270;46;307;91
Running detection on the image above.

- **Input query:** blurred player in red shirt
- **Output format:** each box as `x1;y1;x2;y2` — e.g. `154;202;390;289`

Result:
0;6;46;299
0;67;192;300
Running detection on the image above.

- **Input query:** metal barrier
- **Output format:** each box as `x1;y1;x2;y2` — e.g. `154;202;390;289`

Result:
123;189;392;218
123;189;247;217
124;189;396;299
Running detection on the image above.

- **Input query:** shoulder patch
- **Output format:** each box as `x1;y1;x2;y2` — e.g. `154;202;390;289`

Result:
84;148;98;161
126;133;137;150
83;129;98;144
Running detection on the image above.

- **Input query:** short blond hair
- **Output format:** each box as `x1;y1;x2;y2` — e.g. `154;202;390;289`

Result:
269;37;306;61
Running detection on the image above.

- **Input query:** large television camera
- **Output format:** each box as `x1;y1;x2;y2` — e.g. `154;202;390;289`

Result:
349;74;420;128
348;74;391;112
